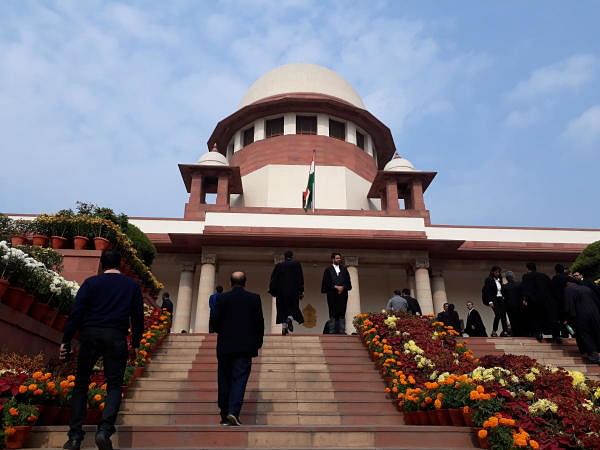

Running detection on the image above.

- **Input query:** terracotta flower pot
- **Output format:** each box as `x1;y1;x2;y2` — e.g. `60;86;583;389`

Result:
56;407;72;425
133;366;145;380
50;236;68;249
0;278;10;300
448;408;466;426
29;302;57;326
51;313;69;332
93;237;111;251
16;293;35;314
434;408;453;426
478;433;490;449
2;286;28;310
463;409;475;427
73;235;89;250
403;411;416;425
31;234;49;247
38;405;61;426
5;425;32;449
426;409;440;426
85;408;103;425
416;410;429;425
10;235;27;247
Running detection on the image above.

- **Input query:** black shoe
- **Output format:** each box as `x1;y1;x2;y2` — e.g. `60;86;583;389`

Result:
500;331;509;337
63;439;82;450
535;334;543;342
491;331;498;337
286;317;294;332
227;413;242;426
282;327;289;336
554;337;563;344
95;431;113;450
220;419;231;426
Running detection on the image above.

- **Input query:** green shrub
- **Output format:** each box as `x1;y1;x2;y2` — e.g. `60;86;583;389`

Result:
571;240;600;281
125;223;156;267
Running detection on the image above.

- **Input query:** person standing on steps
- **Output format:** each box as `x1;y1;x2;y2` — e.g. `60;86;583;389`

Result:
464;301;487;337
208;285;224;333
522;262;561;343
321;252;352;334
213;271;264;426
60;249;144;450
481;266;510;337
269;250;305;335
402;288;422;316
160;292;174;315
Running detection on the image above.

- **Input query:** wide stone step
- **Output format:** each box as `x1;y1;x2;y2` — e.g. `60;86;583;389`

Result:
145;362;378;372
136;379;384;390
150;357;373;365
143;370;382;382
28;425;477;448
121;399;395;414
118;411;404;426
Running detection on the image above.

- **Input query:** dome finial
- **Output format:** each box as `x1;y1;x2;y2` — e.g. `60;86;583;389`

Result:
211;142;219;152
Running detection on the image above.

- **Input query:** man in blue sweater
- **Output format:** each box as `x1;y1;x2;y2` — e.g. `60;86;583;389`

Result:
60;250;144;450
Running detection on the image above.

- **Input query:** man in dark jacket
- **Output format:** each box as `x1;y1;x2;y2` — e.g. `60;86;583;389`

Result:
161;292;174;315
269;250;304;335
502;271;526;337
522;262;560;343
213;271;264;426
481;266;509;336
564;277;600;363
321;252;352;334
60;250;144;450
465;301;487;337
402;288;422;315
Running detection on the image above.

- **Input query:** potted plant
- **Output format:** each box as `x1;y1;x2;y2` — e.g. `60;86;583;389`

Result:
49;212;74;250
85;385;106;425
91;218;111;251
29;221;51;247
2;398;39;449
9;220;30;247
73;219;90;250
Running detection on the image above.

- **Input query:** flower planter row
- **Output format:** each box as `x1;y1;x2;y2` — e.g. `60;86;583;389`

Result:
0;280;68;332
402;408;474;427
11;234;111;251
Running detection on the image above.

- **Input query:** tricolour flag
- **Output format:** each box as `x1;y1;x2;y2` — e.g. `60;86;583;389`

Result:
302;151;316;212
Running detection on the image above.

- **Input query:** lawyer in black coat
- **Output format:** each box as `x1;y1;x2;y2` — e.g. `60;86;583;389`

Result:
464;301;487;337
321;252;352;334
269;250;305;328
213;272;264;425
522;262;559;341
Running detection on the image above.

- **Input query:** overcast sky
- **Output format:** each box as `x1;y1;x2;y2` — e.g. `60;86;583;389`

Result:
1;0;599;228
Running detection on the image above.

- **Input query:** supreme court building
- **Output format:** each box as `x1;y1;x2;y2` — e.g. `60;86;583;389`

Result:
126;63;600;335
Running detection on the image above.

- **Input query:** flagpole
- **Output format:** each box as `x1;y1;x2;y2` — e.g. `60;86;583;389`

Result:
312;149;316;213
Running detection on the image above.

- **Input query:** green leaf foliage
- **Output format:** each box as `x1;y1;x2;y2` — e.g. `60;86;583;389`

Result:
571;240;600;281
125;223;156;267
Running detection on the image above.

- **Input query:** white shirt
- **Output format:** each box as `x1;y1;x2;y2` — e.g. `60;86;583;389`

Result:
332;264;340;275
495;278;502;297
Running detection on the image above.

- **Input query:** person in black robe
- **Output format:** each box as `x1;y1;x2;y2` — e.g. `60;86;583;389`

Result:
269;250;304;335
522;262;560;343
436;303;461;332
402;288;422;315
564;277;600;363
502;271;526;337
572;272;600;310
464;301;487;337
551;264;570;338
481;266;510;336
321;252;352;334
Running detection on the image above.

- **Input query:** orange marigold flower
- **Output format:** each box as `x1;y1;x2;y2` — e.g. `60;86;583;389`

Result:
68;381;75;388
488;417;499;428
93;394;102;401
47;382;56;390
33;389;43;396
476;385;485;394
463;406;470;413
477;429;488;439
28;383;37;391
5;426;16;436
529;440;539;449
384;387;391;393
32;371;43;380
469;391;479;401
18;385;28;394
100;383;107;390
499;417;515;426
408;375;415;384
67;375;76;382
9;407;18;416
89;382;96;389
44;372;52;379
434;399;442;409
60;380;69;389
99;402;105;411
27;415;38;423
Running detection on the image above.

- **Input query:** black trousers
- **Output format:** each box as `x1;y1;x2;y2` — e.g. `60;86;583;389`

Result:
217;353;252;419
69;327;128;441
491;297;509;333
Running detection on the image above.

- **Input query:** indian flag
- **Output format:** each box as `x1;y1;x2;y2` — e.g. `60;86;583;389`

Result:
302;151;316;212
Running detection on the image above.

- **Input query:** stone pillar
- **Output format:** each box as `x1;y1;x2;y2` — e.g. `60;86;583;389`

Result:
414;257;434;316
216;175;229;206
386;180;399;213
270;254;284;334
406;267;416;297
172;265;195;333
193;254;216;333
411;180;425;210
430;271;448;314
345;256;361;334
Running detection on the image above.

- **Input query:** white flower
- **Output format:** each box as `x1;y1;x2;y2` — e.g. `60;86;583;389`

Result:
528;398;558;416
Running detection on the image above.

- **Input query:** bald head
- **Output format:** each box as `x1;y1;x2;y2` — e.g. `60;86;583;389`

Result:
230;271;247;287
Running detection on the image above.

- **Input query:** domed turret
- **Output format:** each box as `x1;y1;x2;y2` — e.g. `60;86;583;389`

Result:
384;154;416;172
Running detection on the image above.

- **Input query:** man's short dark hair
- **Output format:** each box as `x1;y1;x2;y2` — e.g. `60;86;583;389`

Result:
555;264;565;274
162;292;170;299
230;272;246;287
216;285;223;293
401;288;411;296
393;289;402;296
284;250;293;259
526;262;537;272
490;266;501;274
331;252;342;260
100;249;121;270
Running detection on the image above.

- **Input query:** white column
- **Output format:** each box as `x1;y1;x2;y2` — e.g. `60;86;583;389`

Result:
414;257;434;316
346;122;357;144
283;113;295;135
365;135;374;157
345;256;361;335
193;254;216;333
407;268;416;297
254;119;265;141
270;254;284;334
172;265;195;333
430;271;448;314
317;114;328;136
233;130;242;152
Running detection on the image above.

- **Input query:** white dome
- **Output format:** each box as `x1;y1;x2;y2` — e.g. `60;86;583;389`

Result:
240;63;365;109
197;151;228;166
384;155;416;172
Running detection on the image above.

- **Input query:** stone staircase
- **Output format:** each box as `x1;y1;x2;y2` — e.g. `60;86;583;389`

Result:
463;337;600;379
28;334;476;449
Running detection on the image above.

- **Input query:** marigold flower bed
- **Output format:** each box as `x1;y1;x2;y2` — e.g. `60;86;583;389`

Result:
354;312;600;450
